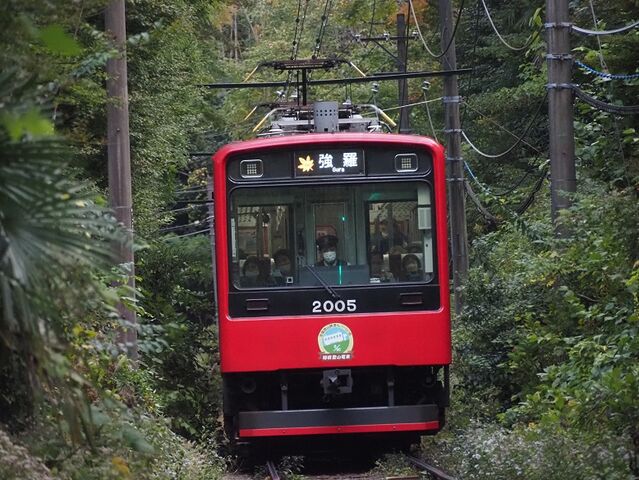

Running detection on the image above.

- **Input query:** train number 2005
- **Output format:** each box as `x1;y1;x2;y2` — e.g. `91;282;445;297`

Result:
312;299;357;313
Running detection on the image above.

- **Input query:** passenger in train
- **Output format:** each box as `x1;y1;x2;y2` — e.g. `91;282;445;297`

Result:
402;254;423;282
370;219;407;254
369;253;394;282
316;235;347;268
240;256;275;287
272;249;294;285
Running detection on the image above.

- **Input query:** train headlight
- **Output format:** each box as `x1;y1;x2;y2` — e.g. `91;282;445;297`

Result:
240;159;263;178
394;153;418;173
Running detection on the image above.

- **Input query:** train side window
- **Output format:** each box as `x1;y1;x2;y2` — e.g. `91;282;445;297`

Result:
366;183;434;283
229;202;293;288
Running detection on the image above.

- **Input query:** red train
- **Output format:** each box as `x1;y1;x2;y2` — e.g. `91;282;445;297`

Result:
212;129;450;453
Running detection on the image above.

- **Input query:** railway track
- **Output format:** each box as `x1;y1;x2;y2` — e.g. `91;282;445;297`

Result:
245;454;457;480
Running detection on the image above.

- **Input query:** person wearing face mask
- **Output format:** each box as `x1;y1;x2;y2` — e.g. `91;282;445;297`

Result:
240;256;264;287
401;254;423;282
316;235;347;268
272;249;294;285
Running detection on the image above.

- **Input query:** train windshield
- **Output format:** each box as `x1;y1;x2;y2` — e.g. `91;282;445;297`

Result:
229;181;434;288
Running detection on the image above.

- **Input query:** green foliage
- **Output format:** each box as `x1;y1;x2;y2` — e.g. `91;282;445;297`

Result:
137;236;220;438
423;422;633;480
453;185;639;476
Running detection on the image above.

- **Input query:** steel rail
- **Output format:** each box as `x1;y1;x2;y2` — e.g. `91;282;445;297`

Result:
266;460;280;480
404;455;457;480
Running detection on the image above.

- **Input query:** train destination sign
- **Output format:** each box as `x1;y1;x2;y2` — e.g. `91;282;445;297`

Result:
294;149;365;177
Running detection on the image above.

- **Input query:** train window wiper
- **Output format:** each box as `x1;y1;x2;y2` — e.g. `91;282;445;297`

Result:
303;264;342;300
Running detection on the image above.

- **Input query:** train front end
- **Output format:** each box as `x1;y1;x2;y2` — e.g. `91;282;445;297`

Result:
213;132;450;452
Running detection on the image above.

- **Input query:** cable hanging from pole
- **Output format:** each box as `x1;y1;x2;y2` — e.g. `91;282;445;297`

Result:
480;0;540;51
408;0;466;59
163;228;210;241
574;59;639;80
462;100;543;155
572;86;639;115
572;19;639;36
422;82;439;141
461;92;547;158
464;180;499;225
515;166;547;215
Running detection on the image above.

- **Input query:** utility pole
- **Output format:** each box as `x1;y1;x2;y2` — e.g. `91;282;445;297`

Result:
355;14;415;133
106;0;137;361
439;0;468;315
397;13;411;133
546;0;576;229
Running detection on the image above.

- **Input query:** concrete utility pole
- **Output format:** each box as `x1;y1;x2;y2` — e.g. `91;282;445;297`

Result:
546;0;576;229
438;0;468;315
106;0;137;360
397;13;411;133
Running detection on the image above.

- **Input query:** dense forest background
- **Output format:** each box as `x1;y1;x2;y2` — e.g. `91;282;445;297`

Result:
0;0;637;478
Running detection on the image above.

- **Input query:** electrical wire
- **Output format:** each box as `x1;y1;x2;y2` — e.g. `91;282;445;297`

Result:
464;161;490;192
573;86;639;115
285;0;310;97
586;0;628;167
461;100;543;155
461;0;482;127
464;179;499;224
290;0;303;60
162;228;210;240
515;166;547;215
160;204;207;215
312;0;333;59
381;97;443;111
574;59;639;80
423;89;439;141
159;216;213;233
175;188;207;194
572;19;639;36
408;0;466;59
480;0;541;51
588;0;608;71
461;92;547;158
368;0;377;36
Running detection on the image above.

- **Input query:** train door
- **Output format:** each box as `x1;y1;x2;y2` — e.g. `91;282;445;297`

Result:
302;188;357;266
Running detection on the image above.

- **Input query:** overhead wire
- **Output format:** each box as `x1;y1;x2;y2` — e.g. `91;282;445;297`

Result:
584;0;628;168
479;0;541;51
285;0;310;97
574;59;639;80
461;101;543;155
572;19;639;36
163;228;210;240
461;92;548;158
464;180;499;224
573;86;639;115
422;86;439;141
514;166;548;215
461;0;482;127
159;204;207;215
312;0;334;59
408;0;466;59
587;0;608;71
159;216;213;233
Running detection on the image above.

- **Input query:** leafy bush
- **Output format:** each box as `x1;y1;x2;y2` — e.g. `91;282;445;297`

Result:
137;236;220;438
423;422;633;480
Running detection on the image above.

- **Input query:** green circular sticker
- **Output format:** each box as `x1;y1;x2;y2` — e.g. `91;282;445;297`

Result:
318;323;354;357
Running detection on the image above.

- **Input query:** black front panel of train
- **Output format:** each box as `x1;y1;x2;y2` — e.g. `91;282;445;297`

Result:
228;284;440;317
226;144;440;318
